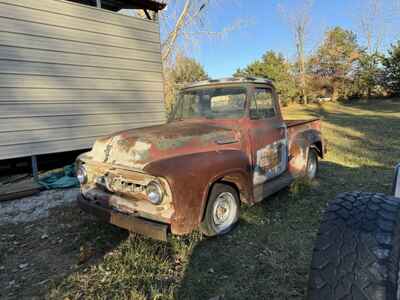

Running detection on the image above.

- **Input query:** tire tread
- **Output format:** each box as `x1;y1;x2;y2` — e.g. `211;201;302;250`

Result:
308;192;400;300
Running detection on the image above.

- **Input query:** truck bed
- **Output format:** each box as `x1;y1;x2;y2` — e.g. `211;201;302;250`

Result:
284;118;320;128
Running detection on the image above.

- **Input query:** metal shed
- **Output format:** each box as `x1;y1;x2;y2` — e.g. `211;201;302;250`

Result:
0;0;167;161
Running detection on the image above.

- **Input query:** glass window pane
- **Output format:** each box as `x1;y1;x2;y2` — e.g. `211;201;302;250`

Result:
250;89;276;119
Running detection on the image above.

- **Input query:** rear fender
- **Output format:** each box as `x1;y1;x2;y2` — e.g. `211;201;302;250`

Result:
289;129;323;175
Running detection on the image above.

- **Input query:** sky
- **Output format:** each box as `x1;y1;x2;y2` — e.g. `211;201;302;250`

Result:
167;0;400;78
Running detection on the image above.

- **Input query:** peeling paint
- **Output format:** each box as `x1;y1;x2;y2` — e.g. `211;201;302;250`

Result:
77;81;326;237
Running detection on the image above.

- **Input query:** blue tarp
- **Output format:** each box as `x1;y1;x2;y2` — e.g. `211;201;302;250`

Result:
38;164;80;190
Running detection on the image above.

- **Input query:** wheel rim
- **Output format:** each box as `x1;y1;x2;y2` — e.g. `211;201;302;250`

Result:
212;192;238;232
307;151;317;179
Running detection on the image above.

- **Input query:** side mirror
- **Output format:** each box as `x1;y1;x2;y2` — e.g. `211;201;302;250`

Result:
393;163;400;198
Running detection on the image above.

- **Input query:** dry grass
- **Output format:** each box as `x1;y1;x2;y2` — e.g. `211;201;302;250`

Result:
48;98;400;300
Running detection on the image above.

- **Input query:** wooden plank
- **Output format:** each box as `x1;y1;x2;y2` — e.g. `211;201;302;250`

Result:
0;0;159;33
0;3;160;43
0;178;41;202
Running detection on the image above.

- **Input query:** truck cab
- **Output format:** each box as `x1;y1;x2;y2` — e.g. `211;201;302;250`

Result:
77;77;326;240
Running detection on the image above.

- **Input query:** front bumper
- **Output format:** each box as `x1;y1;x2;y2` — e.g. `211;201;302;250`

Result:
78;194;168;241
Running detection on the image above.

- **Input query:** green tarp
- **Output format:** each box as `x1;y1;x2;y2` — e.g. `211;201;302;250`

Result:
38;164;80;190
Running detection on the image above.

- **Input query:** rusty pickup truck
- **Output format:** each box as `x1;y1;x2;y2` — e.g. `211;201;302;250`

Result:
77;77;326;240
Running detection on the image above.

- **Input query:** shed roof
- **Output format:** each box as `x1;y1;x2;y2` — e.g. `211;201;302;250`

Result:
67;0;166;12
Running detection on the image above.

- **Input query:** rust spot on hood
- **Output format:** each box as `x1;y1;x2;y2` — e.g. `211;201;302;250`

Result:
89;120;241;170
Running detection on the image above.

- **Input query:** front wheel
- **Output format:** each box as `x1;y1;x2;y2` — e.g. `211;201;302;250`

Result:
199;183;240;237
308;192;400;300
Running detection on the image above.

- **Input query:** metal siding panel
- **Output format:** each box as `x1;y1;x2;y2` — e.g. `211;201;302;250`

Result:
0;122;166;146
0;102;165;118
0;32;161;63
0;17;160;52
0;89;164;102
0;46;162;72
0;138;97;160
0;0;166;160
0;74;164;90
0;113;166;132
0;0;159;33
0;3;160;43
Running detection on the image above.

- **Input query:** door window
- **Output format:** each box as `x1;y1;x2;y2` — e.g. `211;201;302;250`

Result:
250;88;276;119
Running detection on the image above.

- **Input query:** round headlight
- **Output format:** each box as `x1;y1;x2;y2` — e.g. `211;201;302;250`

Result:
76;165;87;185
146;181;164;205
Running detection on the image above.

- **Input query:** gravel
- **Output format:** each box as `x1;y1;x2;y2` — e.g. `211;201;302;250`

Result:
0;188;79;225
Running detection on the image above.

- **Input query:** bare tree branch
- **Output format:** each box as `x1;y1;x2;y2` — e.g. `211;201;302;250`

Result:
159;0;250;67
278;0;313;104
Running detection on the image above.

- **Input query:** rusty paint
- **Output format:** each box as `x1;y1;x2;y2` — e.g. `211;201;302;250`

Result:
77;79;326;238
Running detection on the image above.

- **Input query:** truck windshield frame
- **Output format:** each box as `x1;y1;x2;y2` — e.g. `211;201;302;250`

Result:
171;86;248;121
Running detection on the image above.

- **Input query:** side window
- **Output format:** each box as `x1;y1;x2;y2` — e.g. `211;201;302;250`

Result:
250;88;276;119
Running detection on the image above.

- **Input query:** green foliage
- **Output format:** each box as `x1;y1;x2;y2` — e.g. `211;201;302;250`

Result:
354;51;383;97
382;41;400;95
164;55;208;113
169;55;209;84
309;27;361;100
234;51;298;104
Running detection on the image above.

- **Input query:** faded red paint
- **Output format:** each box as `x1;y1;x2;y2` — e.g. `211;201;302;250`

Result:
77;79;326;237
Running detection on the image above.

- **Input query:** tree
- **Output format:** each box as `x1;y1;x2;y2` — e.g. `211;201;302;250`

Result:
358;0;385;53
354;51;383;97
382;41;400;95
234;51;297;104
278;0;313;104
164;54;208;112
310;27;361;100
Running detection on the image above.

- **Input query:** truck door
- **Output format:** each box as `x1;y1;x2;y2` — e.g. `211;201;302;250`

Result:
248;87;288;186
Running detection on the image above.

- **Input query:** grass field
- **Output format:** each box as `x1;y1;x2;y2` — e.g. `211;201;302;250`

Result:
47;98;400;300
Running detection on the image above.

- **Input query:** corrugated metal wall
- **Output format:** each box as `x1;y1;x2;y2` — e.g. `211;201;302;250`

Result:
0;0;166;160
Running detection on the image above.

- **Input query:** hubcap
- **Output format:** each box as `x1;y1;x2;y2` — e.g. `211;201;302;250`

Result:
212;192;237;232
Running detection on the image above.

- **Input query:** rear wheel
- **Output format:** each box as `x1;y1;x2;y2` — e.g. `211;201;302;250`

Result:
306;148;319;179
308;192;400;300
199;183;240;237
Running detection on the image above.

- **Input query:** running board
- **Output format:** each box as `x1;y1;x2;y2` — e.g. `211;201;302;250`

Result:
253;172;294;202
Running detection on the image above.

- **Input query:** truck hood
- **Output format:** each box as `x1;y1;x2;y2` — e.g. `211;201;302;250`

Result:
88;121;241;170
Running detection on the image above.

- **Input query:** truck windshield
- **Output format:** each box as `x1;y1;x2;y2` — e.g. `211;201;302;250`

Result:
172;87;247;120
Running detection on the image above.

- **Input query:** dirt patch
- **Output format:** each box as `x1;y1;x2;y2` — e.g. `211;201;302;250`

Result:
0;189;126;300
0;201;127;300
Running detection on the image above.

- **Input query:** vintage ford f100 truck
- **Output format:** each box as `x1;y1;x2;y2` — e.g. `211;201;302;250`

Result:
76;77;326;240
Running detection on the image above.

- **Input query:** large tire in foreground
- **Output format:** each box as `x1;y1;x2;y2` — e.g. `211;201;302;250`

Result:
308;192;400;300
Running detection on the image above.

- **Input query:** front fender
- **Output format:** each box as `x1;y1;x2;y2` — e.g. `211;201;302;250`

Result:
144;150;251;235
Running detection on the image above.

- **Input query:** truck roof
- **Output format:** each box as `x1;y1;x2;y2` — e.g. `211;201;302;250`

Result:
183;77;274;90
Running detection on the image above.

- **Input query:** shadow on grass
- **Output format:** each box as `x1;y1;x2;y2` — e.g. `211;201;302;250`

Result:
9;161;395;299
300;101;400;168
175;160;394;300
